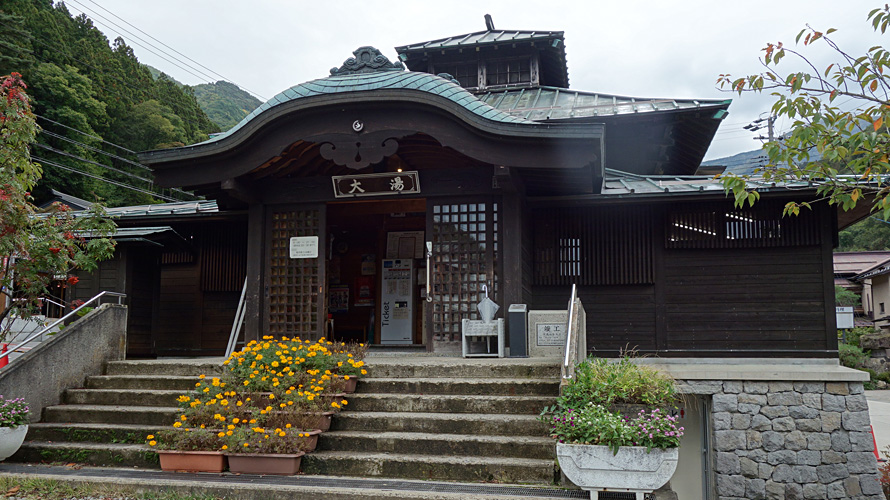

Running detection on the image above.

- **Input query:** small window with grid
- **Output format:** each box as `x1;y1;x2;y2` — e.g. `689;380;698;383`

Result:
436;62;477;88
485;58;531;87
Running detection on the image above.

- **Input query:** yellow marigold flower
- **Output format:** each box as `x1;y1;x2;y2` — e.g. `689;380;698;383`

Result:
233;418;240;424
203;387;210;393
199;374;206;379
361;369;367;375
180;415;187;421
249;419;256;424
195;382;201;387
149;440;157;446
173;422;182;428
221;445;228;450
285;424;292;429
236;401;243;406
269;394;275;400
271;361;279;367
226;430;233;436
146;434;155;440
243;443;249;447
344;375;350;380
218;432;225;438
228;424;235;430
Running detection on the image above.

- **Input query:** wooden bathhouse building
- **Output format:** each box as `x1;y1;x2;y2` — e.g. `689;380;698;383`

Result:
71;24;855;360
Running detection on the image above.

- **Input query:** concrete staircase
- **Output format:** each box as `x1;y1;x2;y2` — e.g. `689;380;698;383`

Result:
11;356;561;485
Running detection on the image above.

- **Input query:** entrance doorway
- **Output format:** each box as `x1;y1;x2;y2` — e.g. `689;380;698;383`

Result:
326;199;426;346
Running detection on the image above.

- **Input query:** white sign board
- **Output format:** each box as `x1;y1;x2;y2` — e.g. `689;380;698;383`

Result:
836;306;854;330
289;236;319;259
536;322;567;346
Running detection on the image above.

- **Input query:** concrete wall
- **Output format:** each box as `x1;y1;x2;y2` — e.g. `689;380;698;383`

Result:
0;304;127;421
870;275;890;320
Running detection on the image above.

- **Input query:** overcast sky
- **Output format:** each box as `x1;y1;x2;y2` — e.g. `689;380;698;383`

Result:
61;0;887;161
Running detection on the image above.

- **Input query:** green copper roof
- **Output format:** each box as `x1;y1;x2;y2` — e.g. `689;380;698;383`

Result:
479;87;732;121
201;66;534;146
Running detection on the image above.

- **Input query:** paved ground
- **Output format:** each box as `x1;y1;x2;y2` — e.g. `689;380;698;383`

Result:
867;390;890;459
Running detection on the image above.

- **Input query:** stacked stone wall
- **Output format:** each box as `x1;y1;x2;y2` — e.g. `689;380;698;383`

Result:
677;380;883;500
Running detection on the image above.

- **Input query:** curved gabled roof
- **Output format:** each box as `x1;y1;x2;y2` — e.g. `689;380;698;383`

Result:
200;69;533;147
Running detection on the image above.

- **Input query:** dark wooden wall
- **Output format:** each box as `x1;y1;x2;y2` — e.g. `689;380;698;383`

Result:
529;198;837;357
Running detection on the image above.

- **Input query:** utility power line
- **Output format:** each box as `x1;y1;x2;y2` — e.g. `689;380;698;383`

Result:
80;0;267;101
35;114;137;155
65;0;221;86
34;142;199;200
39;128;150;172
33;156;180;202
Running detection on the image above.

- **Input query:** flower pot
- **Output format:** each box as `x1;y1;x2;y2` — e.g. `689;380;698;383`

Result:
556;443;678;496
0;425;28;461
310;411;335;431
157;450;226;472
301;429;322;452
227;452;304;475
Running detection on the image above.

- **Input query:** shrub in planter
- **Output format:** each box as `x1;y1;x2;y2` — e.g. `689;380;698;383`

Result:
541;356;683;497
0;396;29;461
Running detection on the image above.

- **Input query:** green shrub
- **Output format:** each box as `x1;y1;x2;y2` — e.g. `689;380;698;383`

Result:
839;327;879;348
560;357;678;409
839;342;870;369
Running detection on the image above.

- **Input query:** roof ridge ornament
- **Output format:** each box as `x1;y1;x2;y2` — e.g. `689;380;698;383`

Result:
330;46;405;75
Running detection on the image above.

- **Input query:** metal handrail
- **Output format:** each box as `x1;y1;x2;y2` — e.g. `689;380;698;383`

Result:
0;291;126;361
225;278;248;358
561;284;578;383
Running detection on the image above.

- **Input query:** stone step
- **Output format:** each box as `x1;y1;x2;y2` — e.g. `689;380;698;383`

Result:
345;393;553;414
85;374;200;391
26;422;155;444
10;441;159;468
42;404;179;427
318;431;555;460
364;360;560;380
331;411;550;436
104;360;225;377
0;463;583;500
356;377;559;396
301;450;556;484
64;388;183;407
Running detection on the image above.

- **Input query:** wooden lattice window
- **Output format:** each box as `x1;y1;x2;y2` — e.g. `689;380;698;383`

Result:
430;201;499;341
666;200;822;249
486;58;531;87
436;62;478;88
267;208;322;337
534;206;654;286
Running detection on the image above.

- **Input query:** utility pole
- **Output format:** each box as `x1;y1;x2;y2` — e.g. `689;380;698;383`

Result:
744;115;776;141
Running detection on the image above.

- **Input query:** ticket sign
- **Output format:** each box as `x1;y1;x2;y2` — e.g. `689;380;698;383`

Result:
289;236;319;259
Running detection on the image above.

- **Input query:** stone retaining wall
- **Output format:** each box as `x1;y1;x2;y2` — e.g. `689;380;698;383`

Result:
678;380;884;500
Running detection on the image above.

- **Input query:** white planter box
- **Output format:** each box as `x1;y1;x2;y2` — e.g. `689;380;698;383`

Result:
0;425;28;461
557;442;678;499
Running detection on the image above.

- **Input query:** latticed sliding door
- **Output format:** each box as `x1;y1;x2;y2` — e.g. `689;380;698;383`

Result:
265;206;325;340
427;198;499;343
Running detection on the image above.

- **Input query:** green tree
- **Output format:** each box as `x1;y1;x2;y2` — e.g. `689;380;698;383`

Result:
0;11;34;75
0;73;115;341
718;6;890;217
838;216;890;250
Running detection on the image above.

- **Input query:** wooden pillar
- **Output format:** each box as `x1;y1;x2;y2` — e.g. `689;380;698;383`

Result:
244;203;266;343
497;167;525;340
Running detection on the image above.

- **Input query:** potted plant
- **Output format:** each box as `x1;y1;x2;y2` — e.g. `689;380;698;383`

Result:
0;396;29;461
147;428;227;472
541;357;683;498
222;424;317;475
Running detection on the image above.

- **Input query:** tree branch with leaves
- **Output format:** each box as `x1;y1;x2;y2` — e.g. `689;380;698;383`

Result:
718;6;890;217
0;73;115;342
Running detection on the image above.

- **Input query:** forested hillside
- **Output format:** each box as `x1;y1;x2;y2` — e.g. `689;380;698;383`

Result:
0;0;221;207
192;81;261;130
